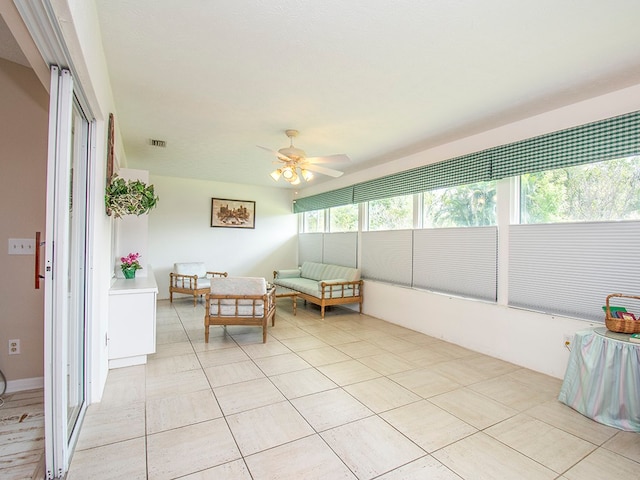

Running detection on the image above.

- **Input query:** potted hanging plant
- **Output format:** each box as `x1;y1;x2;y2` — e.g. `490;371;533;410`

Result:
120;252;142;279
105;175;159;218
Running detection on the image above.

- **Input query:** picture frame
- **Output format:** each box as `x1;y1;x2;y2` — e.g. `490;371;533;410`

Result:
211;198;255;229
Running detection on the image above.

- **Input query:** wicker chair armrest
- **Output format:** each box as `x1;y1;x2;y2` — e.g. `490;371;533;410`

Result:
170;272;198;288
206;271;228;278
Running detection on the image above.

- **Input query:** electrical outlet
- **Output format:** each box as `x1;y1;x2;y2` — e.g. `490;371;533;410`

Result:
563;334;573;348
9;339;20;355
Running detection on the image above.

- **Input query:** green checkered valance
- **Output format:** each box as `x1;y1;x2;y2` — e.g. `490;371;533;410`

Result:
294;110;640;211
353;152;492;203
491;110;640;179
293;186;354;213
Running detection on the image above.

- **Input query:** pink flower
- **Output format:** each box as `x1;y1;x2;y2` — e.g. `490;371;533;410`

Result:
121;252;142;270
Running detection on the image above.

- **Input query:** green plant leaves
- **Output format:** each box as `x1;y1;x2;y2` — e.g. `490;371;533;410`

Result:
105;175;159;218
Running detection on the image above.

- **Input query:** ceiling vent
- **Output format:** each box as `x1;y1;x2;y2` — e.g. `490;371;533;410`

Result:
150;139;167;148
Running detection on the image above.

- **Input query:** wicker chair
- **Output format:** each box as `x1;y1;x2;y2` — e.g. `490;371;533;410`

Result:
205;277;276;343
169;262;227;306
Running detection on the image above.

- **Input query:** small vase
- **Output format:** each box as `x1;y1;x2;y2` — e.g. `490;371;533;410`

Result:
122;267;136;279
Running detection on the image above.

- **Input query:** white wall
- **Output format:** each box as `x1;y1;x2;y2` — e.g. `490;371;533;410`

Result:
148;175;298;299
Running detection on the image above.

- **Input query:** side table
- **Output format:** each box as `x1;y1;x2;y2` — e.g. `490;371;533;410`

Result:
558;327;639;432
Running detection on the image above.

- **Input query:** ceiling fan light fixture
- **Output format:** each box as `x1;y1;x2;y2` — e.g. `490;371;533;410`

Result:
270;169;282;181
282;166;295;180
301;169;313;181
290;173;301;185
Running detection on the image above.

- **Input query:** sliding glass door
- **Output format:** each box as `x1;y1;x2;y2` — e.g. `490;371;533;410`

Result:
44;66;91;479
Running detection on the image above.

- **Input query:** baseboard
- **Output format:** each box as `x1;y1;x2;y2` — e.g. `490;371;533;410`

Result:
5;376;44;393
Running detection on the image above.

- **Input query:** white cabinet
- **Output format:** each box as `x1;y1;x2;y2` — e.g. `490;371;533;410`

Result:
108;268;158;368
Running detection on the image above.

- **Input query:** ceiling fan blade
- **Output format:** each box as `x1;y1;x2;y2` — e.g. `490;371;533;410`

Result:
257;145;291;162
303;163;344;178
305;154;351;164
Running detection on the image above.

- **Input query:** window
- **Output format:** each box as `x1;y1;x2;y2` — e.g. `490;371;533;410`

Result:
368;194;413;231
329;204;358;232
423;181;497;228
521;156;640;224
303;210;325;232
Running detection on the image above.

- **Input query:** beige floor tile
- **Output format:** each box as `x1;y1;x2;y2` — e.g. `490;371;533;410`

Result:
317;359;382;386
268;325;309;340
75;402;145;450
368;336;423;354
334;340;386;358
427;341;477;359
226;401;314;456
469;375;558;411
485;414;596;473
214;377;286;415
381;400;477;452
377;455;463;480
146;389;222;434
147;419;241;480
344;377;421;413
156;329;189;344
99;365;146;407
191;334;239;352
389;368;462;398
602;430;640;463
429;387;518;429
357;352;416;375
252;352;312;376
291;388;373;432
269;368;337;398
145;368;211;399
180;459;252;479
150;341;195;359
204;360;265;387
505;368;563;396
433;432;556;480
296;345;352;366
564;447;640;480
428;359;493;386
526;401;619;445
321;415;425;479
145;352;201;377
396;347;452;367
279;335;329;352
396;332;441;346
66;437;147;480
312;329;360;345
244;434;356;479
241;340;291;359
197;346;250;367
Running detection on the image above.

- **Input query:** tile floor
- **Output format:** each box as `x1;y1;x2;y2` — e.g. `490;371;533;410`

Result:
66;298;640;480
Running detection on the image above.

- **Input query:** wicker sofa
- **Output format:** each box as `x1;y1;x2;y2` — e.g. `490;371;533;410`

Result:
273;261;363;319
205;277;276;343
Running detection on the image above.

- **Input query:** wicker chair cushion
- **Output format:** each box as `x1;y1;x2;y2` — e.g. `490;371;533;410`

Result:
174;262;207;277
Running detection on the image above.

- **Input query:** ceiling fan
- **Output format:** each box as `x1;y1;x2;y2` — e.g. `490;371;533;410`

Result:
258;129;349;185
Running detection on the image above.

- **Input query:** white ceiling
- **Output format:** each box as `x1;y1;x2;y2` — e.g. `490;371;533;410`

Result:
85;1;640;188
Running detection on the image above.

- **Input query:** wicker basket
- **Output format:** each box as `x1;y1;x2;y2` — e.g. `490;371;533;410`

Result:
605;293;640;334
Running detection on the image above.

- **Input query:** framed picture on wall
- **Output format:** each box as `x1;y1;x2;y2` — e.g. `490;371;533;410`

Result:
211;198;255;229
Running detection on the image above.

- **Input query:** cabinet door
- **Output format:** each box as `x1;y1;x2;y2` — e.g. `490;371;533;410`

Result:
109;292;156;360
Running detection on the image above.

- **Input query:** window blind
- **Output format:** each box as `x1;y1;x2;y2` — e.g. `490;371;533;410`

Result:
360;230;413;286
413;227;497;301
509;221;640;321
323;232;358;268
298;233;323;264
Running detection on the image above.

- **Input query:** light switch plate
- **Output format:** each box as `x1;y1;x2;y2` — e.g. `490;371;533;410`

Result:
8;238;35;255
